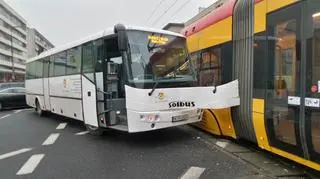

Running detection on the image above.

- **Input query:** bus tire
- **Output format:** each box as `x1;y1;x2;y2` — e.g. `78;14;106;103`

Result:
35;100;44;116
85;125;104;136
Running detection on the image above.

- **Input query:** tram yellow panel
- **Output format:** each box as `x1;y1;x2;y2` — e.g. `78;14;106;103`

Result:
210;109;236;139
186;33;199;53
267;0;298;13
194;109;236;138
254;0;267;33
193;109;222;136
252;98;271;151
271;147;320;171
252;98;264;114
198;17;233;51
252;112;271;151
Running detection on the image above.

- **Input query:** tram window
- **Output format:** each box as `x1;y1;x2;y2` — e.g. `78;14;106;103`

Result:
253;32;267;98
269;18;300;146
190;52;201;71
221;42;232;84
306;2;320;155
199;47;221;86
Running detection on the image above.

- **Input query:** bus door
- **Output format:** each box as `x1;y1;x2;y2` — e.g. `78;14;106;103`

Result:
81;42;99;127
100;36;126;127
265;2;304;157
305;0;320;163
43;58;50;110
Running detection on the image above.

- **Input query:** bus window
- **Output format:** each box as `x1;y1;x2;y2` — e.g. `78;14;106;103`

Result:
26;63;32;79
82;42;95;74
43;58;49;78
105;37;125;98
66;46;81;75
54;51;67;76
49;56;54;77
35;59;44;78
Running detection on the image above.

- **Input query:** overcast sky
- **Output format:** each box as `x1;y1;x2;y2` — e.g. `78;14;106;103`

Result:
4;0;216;46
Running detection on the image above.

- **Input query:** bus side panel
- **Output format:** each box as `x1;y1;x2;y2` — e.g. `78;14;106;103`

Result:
25;79;44;109
49;75;81;99
49;75;83;120
50;97;83;121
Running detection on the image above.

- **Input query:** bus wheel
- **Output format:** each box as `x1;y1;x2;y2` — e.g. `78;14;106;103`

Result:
35;100;43;116
85;125;104;136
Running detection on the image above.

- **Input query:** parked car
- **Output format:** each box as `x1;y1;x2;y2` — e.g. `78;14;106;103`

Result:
0;87;27;110
0;82;25;90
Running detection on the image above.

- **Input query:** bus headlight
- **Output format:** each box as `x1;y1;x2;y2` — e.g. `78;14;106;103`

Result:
147;115;156;122
140;114;160;122
140;115;146;121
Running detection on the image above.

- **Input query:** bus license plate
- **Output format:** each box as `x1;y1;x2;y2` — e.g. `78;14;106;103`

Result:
172;114;188;122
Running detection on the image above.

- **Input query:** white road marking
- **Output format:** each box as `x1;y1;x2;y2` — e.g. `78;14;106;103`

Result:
75;131;89;136
0;114;11;120
56;123;67;130
16;154;45;175
216;141;229;149
42;133;60;146
180;167;205;179
14;110;22;113
0;148;32;160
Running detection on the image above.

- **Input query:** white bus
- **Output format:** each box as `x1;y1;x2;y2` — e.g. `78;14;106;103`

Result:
26;24;240;135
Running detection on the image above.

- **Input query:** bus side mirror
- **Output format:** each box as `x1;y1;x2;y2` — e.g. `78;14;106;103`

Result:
114;24;128;51
118;31;128;51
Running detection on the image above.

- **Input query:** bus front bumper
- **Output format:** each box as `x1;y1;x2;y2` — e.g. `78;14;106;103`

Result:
126;109;202;133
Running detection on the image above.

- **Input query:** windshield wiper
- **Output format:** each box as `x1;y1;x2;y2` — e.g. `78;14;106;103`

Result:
148;56;190;96
148;79;160;96
148;76;180;96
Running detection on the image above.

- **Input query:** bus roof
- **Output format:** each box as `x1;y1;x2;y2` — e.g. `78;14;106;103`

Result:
27;25;185;63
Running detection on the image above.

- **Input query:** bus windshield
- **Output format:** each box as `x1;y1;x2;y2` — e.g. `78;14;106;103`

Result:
126;30;196;88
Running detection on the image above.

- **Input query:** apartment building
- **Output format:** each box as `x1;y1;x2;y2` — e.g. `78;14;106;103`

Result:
27;28;54;59
0;0;27;82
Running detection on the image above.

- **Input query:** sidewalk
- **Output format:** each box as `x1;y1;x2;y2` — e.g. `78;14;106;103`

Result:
183;126;320;179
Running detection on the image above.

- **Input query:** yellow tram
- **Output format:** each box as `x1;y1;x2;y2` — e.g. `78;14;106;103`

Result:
182;0;320;171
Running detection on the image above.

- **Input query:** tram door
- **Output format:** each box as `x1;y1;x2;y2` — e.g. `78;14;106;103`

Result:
265;2;303;156
305;0;320;163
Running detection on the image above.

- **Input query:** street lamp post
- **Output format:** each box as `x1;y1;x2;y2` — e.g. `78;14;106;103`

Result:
10;25;25;82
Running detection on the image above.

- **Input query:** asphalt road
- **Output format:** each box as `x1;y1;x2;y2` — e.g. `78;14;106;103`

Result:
0;109;294;179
